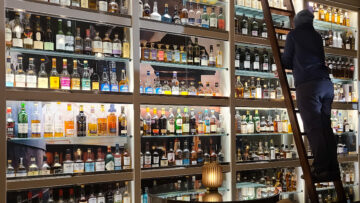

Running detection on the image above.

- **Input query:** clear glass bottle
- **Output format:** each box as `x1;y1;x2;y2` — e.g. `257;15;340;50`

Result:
188;82;197;95
150;0;161;21
26;58;37;88
70;60;81;90
92;31;103;55
15;56;26;88
180;1;189;25
209;7;217;28
201;6;209;28
112;34;122;57
49;58;60;89
171;71;180;95
188;2;195;25
101;67;110;92
12;13;23;48
82;60;91;90
84;29;92;55
180;81;188;96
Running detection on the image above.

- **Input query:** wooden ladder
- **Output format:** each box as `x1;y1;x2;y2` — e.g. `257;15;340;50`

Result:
258;0;346;202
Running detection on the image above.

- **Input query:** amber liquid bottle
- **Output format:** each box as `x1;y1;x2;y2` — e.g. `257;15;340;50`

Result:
108;104;117;136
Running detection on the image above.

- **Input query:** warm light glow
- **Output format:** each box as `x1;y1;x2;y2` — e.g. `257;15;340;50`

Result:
203;191;223;202
202;162;223;190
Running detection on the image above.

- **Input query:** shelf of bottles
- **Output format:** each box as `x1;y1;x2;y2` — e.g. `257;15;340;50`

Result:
5;10;132;94
140;105;229;170
140;32;228;97
7;181;132;203
139;0;228;40
6;101;133;182
142;175;231;201
235;167;304;202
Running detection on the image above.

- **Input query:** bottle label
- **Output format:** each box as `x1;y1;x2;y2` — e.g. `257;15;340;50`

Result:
194;57;200;63
18;123;28;134
218;19;225;30
210;18;217;27
15;75;26;87
71;78;80;90
244;61;251;69
120;85;129;92
5;29;11;43
181;18;189;25
103;42;112;54
263;63;269;71
160;159;168;167
5;74;14;87
111;84;119;92
61;77;71;89
63;162;74;173
123;43;130;58
183;159;190;165
242;28;248;35
31;123;41;134
153;156;159;164
113;43;122;55
101;83;110;91
54;123;63;134
96;161;105;171
40;169;50;175
182;124;190;133
65;35;74;52
92;41;103;53
180;53;187;63
114;194;122;203
201;19;209;28
175;159;182;166
114;157;122;169
73;162;84;173
44;42;54;51
88;198;97;203
65;121;75;136
346;44;351;50
12;38;23;48
24;37;33;46
92;82;100;91
210;125;217;132
235;60;240;68
167;153;174;162
97;197;105;203
158;51;164;61
209;57;215;65
123;197;131;203
82;79;91;90
50;77;60;89
106;161;114;170
26;75;37;88
253;62;260;70
168;122;175;134
56;34;66;50
33;41;44;50
81;0;88;8
262;32;268;38
85;162;95;172
192;160;197;165
99;1;108;11
145;87;153;94
44;123;54;134
252;30;258;36
145;156;151;165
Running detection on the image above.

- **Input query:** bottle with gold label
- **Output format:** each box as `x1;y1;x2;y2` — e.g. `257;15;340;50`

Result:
98;104;108;136
108;104;117;136
119;69;129;92
49;58;60;89
71;60;81;90
64;104;75;137
122;28;130;58
88;105;98;136
118;106;127;136
319;4;325;21
28;156;39;176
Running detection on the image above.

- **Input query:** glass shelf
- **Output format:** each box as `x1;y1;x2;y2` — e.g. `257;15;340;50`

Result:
280;190;303;196
235;70;278;79
331;77;354;84
316;183;358;191
9;135;129;146
236;182;266;188
184;0;227;6
314;20;357;32
235;5;289;22
236;133;293;136
9;48;131;63
141;134;228;138
141;60;228;71
155;186;228;199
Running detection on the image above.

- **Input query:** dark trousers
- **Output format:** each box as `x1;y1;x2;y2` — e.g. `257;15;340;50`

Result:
296;79;339;172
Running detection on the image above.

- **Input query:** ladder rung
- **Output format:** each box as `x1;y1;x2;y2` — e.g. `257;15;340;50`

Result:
289;88;296;91
269;7;294;16
274;27;292;35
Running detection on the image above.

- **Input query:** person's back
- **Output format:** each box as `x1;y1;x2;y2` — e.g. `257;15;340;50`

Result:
282;9;329;87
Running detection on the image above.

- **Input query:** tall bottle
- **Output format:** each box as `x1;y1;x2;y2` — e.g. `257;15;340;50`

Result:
105;146;115;171
71;60;81;90
162;3;172;23
31;103;41;138
180;1;189;25
119;69;129;92
54;102;64;137
23;14;33;49
6;107;15;138
175;108;183;135
122;28;130;58
108;104;117;136
82;60;91;90
37;59;48;88
167;107;175;135
193;38;200;66
201;6;209;28
74;27;83;54
91;66;100;91
119;106;127;136
60;59;71;90
12;13;23;48
33;16;44;50
49;58;60;89
18;103;28;138
56;19;66;51
5;56;14;87
15;56;26;88
101;67;111;92
171;71;180;95
26;58;37;88
76;105;87;137
65;21;74;52
44;17;54;51
98;104;108;136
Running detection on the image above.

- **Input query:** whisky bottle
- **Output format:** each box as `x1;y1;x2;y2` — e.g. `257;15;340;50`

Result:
101;67;110;92
31;103;41;138
143;0;151;18
112;34;122;57
52;152;63;174
217;8;225;30
40;156;51;175
5;56;14;87
15;56;26;88
84;29;92;55
85;148;95;172
63;149;74;173
56;19;66;51
6;107;15;138
28;156;39;176
215;44;223;67
103;33;113;56
88;105;98;136
182;107;190;135
76;105;87;137
144;142;152;168
159;108;167;135
113;144;122;170
98;0;108;12
152;145;160;167
5;12;12;48
171;71;180;95
183;140;190;165
23;14;33;49
204;109;211;134
209;45;216;67
122;29;130;58
193;38;200;65
150;0;161;21
49;58;60;89
119;106;127;136
97;104;108;136
157;44;164;61
110;66;119;92
210;109;217;133
108;104;117;136
92;31;103;54
190;143;197;165
36;59;49;89
18;103;28;138
12;13;23;48
74;148;84;173
175;108;183;135
201;6;209;28
43;17;54;51
54;102;64;137
209;7;217;28
64;104;75;137
105;146;115;170
253;48;260;71
173;5;181;24
109;0;119;13
82;60;91;90
26;58;37;88
33;16;44;50
175;140;183;165
151;108;160;135
91;66;100;91
74;27;83;54
197;142;204;165
180;1;189;25
70;60;80;90
167;107;175;134
60;59;71;90
123;182;131;203
65;21;74;52
167;142;175;166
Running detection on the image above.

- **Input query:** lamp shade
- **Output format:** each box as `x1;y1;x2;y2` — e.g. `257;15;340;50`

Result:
202;162;223;190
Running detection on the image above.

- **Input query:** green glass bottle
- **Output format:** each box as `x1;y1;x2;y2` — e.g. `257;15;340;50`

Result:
175;108;183;135
105;146;115;171
18;103;28;138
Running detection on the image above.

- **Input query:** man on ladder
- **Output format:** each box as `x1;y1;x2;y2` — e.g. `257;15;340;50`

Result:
281;9;341;183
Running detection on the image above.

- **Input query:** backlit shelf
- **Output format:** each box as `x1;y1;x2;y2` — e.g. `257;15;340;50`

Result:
142;134;228;138
316;183;358;191
235;5;289;22
141;60;228;71
314;19;357;32
9;48;131;62
236;133;292;136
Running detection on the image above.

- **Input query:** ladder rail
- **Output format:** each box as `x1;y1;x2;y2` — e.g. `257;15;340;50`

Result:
259;0;319;202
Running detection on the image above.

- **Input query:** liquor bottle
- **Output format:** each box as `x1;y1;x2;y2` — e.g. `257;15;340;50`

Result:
171;71;180;95
144;107;152;136
244;46;251;70
182;107;190;135
195;3;202;26
91;66;100;91
98;0;108;12
105;146;115;170
69;60;80;90
73;148;85;173
63;149;74;173
235;76;244;98
49;58;60;89
158;108;167;135
187;82;196;95
197;142;204;164
113;183;122;203
59;59;71;89
78;185;87;203
110;67;119;92
12;13;23;48
152;146;160;167
108;104;117;136
175;140;183;166
149;43;156;61
200;49;208;66
82;60;91;90
180;45;187;64
209;7;217;28
157;44;165;61
109;0;119;13
84;29;92;55
112;144;122;170
43;104;54;138
85;148;95;172
112;34;122;57
33;16;44;50
94;148;105;172
36;59;48;88
241;14;248;35
153;72;162;94
74;27;83;54
63;104;75;137
76;105;86;137
15;157;27;177
183;140;190;165
255;78;262;99
209;45;216;67
162;80;171;95
175;108;183;135
204;109;211;134
251;16;259;37
87;186;97;203
52;152;62;174
53;102;64;137
193;38;200;65
144;142;152;168
150;0;161;21
123;182;131;203
23;14;33;49
5;56;14;87
97;104;108;136
167;142;175;166
56;19;66;51
179;81;188;95
44;17;54;51
39;156;51;175
86;105;97;136
151;108;160;135
253;48;260;71
17;103;28;138
122;29;130;58
167;107;175;134
143;0;151;18
197;111;204;134
105;185;114;202
217;8;225;30
119;106;127;136
173;5;181;24
188;2;195;25
5;12;12;48
121;0;129;14
26;58;37;88
201;6;209;28
6;107;15;138
30;103;41;138
92;31;103;54
15;56;26;88
180;1;189;25
190;143;197;165
103;33;112;56
28;156;39;176
101;67;110;92
210;109;217;134
160;147;168;167
65;21;74;52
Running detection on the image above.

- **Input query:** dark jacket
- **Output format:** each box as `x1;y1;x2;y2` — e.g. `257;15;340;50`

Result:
282;9;329;87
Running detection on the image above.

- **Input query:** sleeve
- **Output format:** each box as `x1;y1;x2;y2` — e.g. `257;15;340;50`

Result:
281;33;295;70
